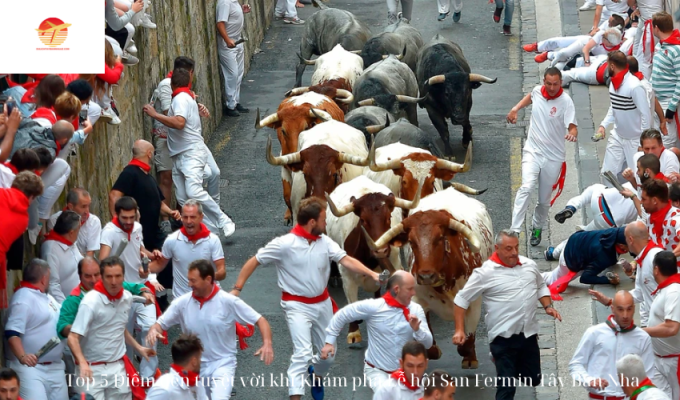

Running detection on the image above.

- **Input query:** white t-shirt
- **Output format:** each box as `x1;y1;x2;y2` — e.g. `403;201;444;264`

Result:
596;0;630;15
167;92;204;157
49;212;102;255
633;150;680;178
630;244;663;326
372;377;424;400
525;86;578;162
100;221;146;284
216;0;244;49
0;164;15;188
636;0;664;21
146;369;208;400
161;230;224;298
648;283;680;356
157;290;261;374
255;234;347;298
5;287;63;363
41;239;83;304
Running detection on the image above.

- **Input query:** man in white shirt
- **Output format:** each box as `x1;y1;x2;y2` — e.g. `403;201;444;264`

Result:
632;0;666;79
148;200;225;298
372;341;427;400
68;256;155;400
99;196;160;382
146;334;208;400
626;130;680;183
320;271;433;391
598;51;652;180
453;229;562;399
142;68;236;240
5;259;67;400
554;182;637;230
41;210;83;303
216;0;250;117
230;197;380;400
48;188;101;257
592;0;630;31
569;291;656;399
507;67;578;246
147;259;273;399
618;354;670;400
629;57;668;134
642;250;680;399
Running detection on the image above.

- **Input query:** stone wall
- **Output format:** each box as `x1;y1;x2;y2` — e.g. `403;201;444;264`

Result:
66;0;275;219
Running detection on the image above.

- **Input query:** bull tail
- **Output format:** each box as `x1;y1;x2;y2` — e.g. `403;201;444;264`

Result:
311;0;329;9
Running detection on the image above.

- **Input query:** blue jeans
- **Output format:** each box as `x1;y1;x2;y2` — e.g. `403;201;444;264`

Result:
496;0;514;26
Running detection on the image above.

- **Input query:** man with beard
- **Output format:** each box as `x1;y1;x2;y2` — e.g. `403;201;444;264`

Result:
639;179;680;256
372;341;428;400
146;334;208;399
621;153;664;220
625;130;679;184
230;197;380;400
48;188;101;257
569;291;656;399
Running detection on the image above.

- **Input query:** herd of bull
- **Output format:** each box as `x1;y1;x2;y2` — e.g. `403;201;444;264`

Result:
255;0;500;368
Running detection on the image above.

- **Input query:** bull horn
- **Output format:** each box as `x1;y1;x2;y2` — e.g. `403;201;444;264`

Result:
309;108;332;122
448;219;481;253
435;142;472;172
348;50;363;54
469;73;497;84
394;180;422;210
368;140;402;172
395;95;426;104
255;108;280;129
266;136;301;166
365;114;391;134
297;53;317;65
334;89;354;104
285;87;310;97
450;182;488;195
357;98;376;106
338;152;369;166
426;75;446;85
362;223;404;250
325;192;355;217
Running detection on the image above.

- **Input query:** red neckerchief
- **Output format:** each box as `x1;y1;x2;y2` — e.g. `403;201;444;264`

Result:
166;71;173;79
180;223;211;242
383;291;410;321
632;71;645;80
390;369;420;391
30;107;57;125
55;139;62;155
635;241;663;265
660;29;680;46
651;273;680;295
541;86;563;100
3;162;18;174
610;67;629;91
17;281;41;292
112;216;132;240
649;201;672;243
192;284;219;309
128;159;151;173
290;224;321;241
171;87;196;99
489;252;522;268
170;364;199;387
630;378;656;400
602;40;623;52
44;230;74;246
93;280;123;302
655;172;671;183
605;314;636;334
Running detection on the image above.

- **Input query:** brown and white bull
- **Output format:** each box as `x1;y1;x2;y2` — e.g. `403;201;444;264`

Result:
255;91;346;224
265;119;370;223
325;175;422;345
363;187;493;368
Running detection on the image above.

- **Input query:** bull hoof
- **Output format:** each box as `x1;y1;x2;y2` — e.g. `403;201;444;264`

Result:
427;345;442;360
283;209;293;226
347;331;362;345
461;359;479;369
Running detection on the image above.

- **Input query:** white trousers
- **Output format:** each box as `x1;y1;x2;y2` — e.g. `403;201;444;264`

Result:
511;150;564;231
363;363;390;392
75;360;131;400
548;36;590;63
566;183;617;230
282;299;335;397
8;360;68;400
202;363;236;400
127;302;158;378
437;0;463;14
37;158;71;219
542;247;582;285
601;131;641;181
634;19;656;80
538;35;589;52
218;45;244;110
561;57;607;86
172;144;231;233
275;0;297;18
661;117;679;149
653;355;680;400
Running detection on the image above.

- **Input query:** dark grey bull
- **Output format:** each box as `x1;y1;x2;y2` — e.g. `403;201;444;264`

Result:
360;19;424;73
352;56;423;125
416;35;497;155
345;106;396;144
370;117;446;159
295;0;371;88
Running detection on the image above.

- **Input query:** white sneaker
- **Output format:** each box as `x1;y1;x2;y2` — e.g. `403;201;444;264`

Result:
140;14;157;29
579;2;596;10
126;43;138;54
28;225;41;245
122;52;139;65
102;107;121;125
220;221;236;241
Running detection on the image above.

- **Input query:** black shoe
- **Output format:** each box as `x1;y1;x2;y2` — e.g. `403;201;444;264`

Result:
438;11;450;21
224;107;240;117
554;206;576;224
235;103;249;113
530;228;542;247
493;7;503;23
453;11;461;22
502;24;512;35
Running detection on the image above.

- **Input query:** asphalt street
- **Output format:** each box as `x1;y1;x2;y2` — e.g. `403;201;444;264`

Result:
155;0;528;398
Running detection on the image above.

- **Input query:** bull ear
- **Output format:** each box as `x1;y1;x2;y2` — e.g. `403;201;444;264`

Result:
434;169;455;181
288;162;304;172
391;232;409;248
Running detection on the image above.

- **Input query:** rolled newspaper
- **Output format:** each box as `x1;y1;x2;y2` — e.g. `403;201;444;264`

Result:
35;337;61;360
114;238;129;258
506;120;531;128
602;171;626;193
131;295;147;304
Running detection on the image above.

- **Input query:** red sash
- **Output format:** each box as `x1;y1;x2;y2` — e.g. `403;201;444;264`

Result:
596;62;609;84
144;281;168;345
281;288;339;313
550;162;567;206
123;354;147;400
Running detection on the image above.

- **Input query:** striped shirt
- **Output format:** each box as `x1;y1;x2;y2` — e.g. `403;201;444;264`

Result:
651;41;680;111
